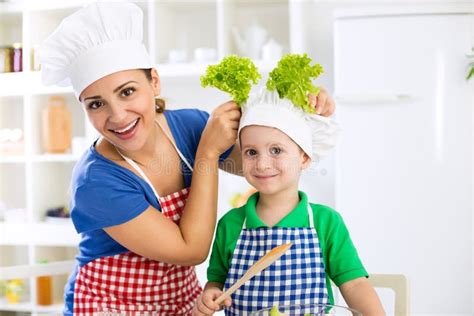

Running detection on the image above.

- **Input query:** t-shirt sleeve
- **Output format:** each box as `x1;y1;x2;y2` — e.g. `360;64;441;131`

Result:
207;218;230;284
71;167;150;233
192;109;234;162
318;206;368;286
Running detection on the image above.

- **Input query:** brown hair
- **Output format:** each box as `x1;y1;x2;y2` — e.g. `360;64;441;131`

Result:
143;68;165;113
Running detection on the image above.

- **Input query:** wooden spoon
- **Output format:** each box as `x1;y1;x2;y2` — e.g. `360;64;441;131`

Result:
214;242;293;305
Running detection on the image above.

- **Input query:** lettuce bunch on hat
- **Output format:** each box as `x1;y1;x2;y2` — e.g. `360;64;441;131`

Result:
200;53;323;112
201;53;340;162
200;55;261;106
267;53;324;114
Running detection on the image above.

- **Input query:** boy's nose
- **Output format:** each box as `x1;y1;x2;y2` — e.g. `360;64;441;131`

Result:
256;155;272;171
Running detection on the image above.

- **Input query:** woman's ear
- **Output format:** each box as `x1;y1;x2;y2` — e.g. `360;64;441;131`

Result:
150;68;161;96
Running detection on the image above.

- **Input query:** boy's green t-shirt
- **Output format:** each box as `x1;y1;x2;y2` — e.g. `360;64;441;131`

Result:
207;191;368;304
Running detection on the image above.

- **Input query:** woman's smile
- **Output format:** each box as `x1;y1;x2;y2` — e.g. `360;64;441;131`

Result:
109;117;140;140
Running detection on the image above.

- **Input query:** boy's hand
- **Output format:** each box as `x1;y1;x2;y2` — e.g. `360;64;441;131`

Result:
193;287;232;316
309;87;335;116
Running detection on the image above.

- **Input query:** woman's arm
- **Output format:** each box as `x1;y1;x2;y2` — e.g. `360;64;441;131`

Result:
339;277;386;316
219;143;243;176
104;102;241;266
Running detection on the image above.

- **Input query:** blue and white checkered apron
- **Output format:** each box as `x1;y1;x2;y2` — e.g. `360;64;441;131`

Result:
223;203;329;315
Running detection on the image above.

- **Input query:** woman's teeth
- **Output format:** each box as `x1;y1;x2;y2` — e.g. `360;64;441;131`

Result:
113;119;138;134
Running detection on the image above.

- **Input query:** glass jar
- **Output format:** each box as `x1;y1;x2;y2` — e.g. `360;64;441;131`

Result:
42;96;72;153
5;279;24;304
36;275;53;305
0;45;13;73
36;259;53;306
12;42;22;72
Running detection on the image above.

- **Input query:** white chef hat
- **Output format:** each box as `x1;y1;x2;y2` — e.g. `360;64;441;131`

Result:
38;1;153;99
238;89;340;162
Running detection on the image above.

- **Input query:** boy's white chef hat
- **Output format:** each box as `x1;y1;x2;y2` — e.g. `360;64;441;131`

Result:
238;89;341;162
38;2;153;99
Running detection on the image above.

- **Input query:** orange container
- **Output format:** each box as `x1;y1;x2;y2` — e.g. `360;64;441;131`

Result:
42;96;72;153
36;259;53;306
36;275;53;305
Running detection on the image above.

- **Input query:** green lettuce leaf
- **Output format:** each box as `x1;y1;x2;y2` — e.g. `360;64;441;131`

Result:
266;53;324;113
200;55;261;106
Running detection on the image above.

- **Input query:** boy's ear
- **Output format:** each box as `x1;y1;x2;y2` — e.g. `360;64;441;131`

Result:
301;152;312;169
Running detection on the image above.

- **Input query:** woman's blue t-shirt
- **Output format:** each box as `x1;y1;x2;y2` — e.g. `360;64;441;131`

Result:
63;109;233;314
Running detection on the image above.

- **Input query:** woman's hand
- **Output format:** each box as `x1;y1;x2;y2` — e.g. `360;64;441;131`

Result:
199;101;241;159
193;285;231;316
309;87;335;116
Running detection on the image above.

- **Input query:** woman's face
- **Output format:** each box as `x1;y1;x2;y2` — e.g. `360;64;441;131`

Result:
79;69;160;152
240;125;310;196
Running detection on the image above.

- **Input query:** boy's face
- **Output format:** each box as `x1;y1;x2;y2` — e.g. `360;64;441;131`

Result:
240;125;311;196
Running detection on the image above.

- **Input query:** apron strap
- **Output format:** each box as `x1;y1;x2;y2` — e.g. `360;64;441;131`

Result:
115;118;194;202
155;119;194;173
118;153;161;201
307;203;315;228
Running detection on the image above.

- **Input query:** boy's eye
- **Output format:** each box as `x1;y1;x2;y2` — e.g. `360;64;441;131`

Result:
270;147;281;155
121;87;135;97
245;149;257;157
87;100;103;110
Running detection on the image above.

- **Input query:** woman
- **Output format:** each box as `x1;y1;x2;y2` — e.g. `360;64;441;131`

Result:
38;2;335;315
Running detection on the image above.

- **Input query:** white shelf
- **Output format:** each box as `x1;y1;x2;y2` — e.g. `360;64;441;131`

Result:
0;72;72;97
0;0;92;13
0;299;63;313
34;303;65;313
23;0;94;11
334;3;474;19
0;154;80;163
0;2;23;14
157;62;214;77
0;222;80;246
31;153;79;163
0;155;26;163
0;61;278;97
158;60;276;77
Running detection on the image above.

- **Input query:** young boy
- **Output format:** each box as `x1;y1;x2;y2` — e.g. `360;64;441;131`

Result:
193;88;385;316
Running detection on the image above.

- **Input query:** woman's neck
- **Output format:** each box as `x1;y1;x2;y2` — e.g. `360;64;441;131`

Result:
256;188;300;227
117;115;163;166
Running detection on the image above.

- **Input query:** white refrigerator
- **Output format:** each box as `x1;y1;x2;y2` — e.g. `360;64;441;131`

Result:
334;6;473;315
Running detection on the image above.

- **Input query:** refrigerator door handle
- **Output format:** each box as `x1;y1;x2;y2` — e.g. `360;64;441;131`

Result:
334;93;416;105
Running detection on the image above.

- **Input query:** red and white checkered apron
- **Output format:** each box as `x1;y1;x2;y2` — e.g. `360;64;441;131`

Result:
73;188;202;315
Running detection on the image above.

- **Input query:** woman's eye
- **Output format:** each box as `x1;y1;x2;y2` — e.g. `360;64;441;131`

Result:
270;147;281;155
87;100;103;110
245;149;257;157
122;87;135;97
